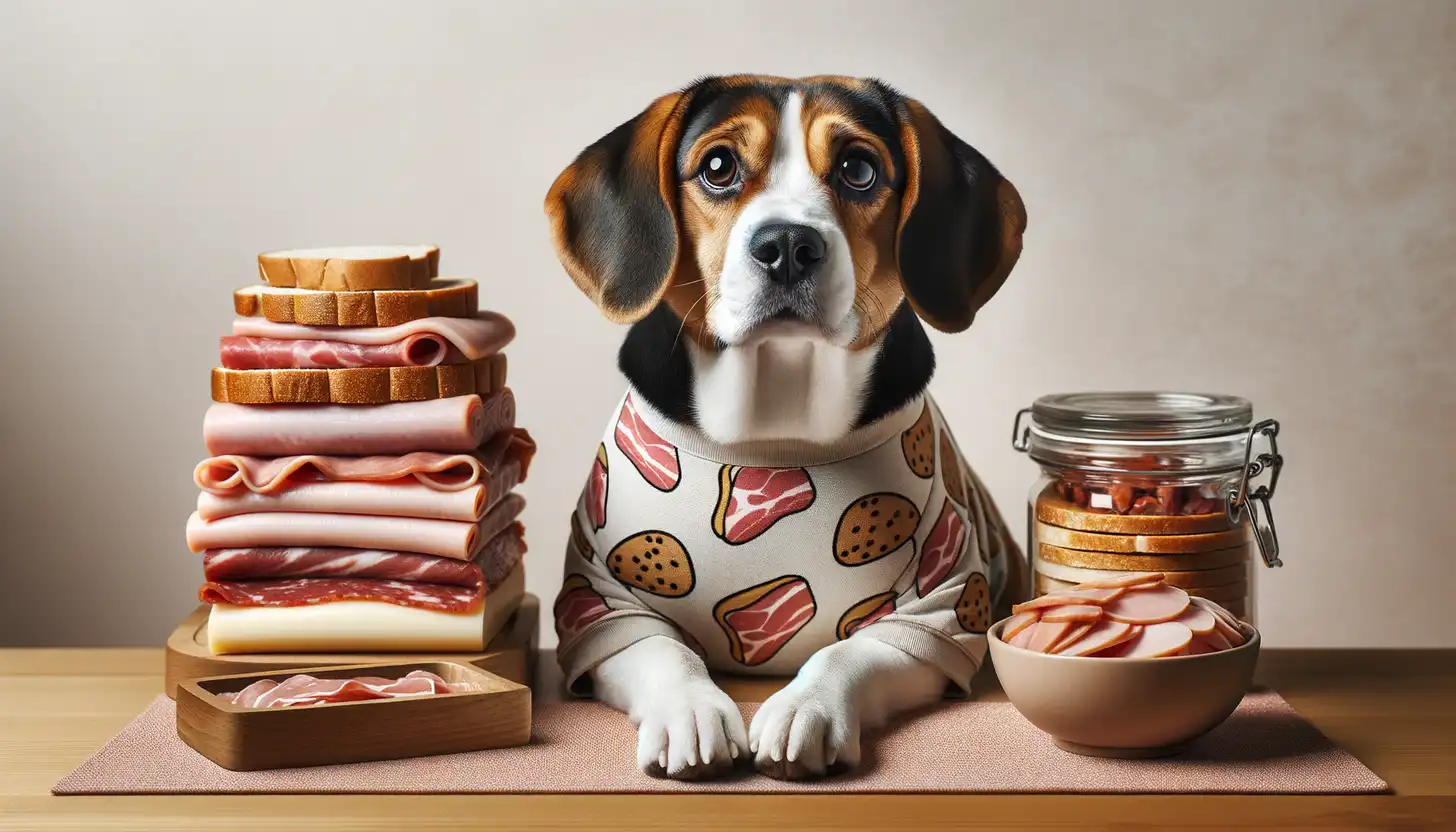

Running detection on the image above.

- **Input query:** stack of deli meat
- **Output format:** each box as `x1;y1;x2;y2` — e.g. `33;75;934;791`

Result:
185;246;534;654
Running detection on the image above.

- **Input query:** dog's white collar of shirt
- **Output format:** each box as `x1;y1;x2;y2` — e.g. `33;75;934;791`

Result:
628;391;926;469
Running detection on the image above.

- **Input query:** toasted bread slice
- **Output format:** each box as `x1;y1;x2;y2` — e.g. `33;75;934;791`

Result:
210;360;506;405
1034;520;1250;554
1035;485;1236;535
1037;541;1249;572
257;245;439;290
233;279;477;327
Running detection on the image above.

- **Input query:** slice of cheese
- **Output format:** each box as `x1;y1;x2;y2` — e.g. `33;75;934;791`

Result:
208;601;486;654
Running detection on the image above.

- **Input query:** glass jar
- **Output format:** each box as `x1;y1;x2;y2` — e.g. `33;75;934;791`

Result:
1010;392;1284;623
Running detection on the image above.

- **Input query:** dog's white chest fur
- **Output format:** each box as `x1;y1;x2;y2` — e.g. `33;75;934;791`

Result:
689;329;880;445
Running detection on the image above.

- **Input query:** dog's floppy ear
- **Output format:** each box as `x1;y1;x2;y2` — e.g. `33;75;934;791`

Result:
894;97;1027;333
545;91;693;324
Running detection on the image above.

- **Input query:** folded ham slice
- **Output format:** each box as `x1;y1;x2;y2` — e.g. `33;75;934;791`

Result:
219;335;470;370
185;493;525;560
203;391;513;456
195;428;535;496
219;670;468;708
232;312;513;361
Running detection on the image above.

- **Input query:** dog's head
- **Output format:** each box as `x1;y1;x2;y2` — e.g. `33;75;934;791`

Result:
546;75;1026;348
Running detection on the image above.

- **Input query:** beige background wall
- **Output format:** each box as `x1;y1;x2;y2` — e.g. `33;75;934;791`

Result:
1;0;1451;648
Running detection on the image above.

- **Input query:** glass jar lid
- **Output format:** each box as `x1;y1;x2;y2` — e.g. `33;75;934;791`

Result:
1029;391;1252;441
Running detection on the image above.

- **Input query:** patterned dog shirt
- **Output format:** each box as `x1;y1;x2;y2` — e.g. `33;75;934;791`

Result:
554;392;1018;694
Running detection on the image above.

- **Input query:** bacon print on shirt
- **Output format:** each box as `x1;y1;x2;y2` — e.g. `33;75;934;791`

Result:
554;575;611;642
584;443;609;530
836;591;896;640
916;498;967;596
614;396;681;491
714;576;816;666
711;466;815;545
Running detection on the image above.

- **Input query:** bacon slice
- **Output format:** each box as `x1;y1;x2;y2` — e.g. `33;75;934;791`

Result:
584;444;608;530
712;466;815;544
195;429;534;495
916;498;967;595
200;577;484;612
614;396;680;491
716;576;816;666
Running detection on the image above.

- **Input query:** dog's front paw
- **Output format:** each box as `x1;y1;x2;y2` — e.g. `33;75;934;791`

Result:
749;678;861;780
634;679;749;781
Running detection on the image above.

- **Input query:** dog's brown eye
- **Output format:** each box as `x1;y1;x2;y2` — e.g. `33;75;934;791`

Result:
838;149;878;191
700;148;739;190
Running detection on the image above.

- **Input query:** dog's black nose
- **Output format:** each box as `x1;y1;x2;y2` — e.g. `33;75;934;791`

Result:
749;223;826;286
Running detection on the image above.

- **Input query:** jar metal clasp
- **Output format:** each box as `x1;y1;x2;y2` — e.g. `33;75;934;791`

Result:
1227;419;1285;568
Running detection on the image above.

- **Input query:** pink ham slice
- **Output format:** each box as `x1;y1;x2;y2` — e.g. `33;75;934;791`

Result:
1054;619;1136;657
204;391;513;457
1041;604;1103;623
1001;610;1039;641
916;499;966;595
1027;620;1075;653
1101;584;1191;625
1008;621;1037;649
200;576;483;612
219;336;468;370
1012;587;1123;614
1047;621;1095;653
1072;572;1166;590
196;428;534;496
614;396;680;491
1174;605;1218;635
1196;627;1234;652
232;312;515;362
1116;621;1194;658
220;670;466;708
185;493;524;560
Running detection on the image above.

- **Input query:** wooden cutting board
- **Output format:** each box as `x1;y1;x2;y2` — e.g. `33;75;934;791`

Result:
164;585;538;699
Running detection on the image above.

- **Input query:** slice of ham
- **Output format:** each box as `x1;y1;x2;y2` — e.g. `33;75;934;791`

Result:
1054;619;1135;657
218;669;468;708
195;428;535;496
1011;587;1123;614
1174;605;1218;635
200;576;484;612
1101;584;1191;625
1027;620;1075;653
219;336;470;370
204;391;513;456
1041;604;1103;623
1008;621;1037;649
185;493;525;560
1117;621;1194;658
1001;610;1040;641
232;312;515;362
1072;572;1167;590
1196;627;1234;652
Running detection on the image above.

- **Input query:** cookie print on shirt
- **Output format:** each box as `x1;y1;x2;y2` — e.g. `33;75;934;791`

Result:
901;402;935;478
607;531;695;597
833;492;920;566
569;512;595;562
712;466;815;545
615;396;680;491
584;444;608;529
714;575;816;666
956;572;992;633
554;575;611;642
939;430;968;508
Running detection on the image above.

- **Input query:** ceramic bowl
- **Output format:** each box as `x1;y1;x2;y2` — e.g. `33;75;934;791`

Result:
987;616;1260;757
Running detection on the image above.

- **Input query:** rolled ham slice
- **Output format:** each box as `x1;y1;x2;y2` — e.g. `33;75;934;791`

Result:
185;493;525;560
203;391;513;456
220;335;470;370
232;312;514;362
195;428;535;495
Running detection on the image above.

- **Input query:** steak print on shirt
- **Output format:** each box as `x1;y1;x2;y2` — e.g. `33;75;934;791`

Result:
614;396;680;491
714;576;817;666
711;466;815;544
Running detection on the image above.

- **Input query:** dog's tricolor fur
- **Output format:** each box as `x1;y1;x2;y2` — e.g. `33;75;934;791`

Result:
546;75;1027;780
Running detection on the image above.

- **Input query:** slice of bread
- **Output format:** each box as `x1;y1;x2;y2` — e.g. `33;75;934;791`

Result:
257;245;439;291
1037;541;1249;572
1034;559;1249;589
233;279;477;327
1034;520;1250;554
210;358;507;405
1035;486;1237;535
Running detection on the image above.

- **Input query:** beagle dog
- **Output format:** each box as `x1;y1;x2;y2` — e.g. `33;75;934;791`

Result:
546;75;1029;781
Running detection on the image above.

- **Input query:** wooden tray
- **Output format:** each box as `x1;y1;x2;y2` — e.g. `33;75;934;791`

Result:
165;590;539;699
176;661;531;771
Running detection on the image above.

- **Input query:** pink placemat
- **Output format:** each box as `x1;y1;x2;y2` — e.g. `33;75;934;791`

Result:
53;691;1385;794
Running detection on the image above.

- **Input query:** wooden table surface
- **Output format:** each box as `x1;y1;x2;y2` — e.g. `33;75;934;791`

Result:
2;647;1453;831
